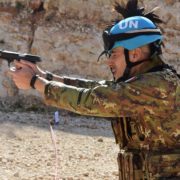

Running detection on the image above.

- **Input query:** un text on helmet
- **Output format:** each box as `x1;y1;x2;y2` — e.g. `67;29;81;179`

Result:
119;20;139;29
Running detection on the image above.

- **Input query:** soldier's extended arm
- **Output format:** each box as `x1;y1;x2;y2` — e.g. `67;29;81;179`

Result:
18;60;112;88
42;73;173;118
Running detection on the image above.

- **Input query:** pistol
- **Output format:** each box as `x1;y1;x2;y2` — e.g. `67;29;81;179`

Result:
0;49;42;67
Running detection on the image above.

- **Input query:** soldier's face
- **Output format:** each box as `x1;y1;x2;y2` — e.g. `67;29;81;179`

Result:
107;47;127;81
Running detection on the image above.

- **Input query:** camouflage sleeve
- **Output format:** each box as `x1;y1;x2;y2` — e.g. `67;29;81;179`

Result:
44;72;175;117
62;76;112;88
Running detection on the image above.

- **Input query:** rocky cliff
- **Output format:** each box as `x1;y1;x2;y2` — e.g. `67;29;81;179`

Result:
0;0;179;109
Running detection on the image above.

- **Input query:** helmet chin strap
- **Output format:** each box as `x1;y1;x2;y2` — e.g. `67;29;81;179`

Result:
116;49;150;82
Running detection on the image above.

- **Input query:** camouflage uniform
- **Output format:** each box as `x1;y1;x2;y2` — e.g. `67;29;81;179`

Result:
44;58;180;179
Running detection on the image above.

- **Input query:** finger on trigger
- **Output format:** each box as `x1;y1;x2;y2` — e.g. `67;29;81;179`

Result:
20;59;33;66
14;60;22;69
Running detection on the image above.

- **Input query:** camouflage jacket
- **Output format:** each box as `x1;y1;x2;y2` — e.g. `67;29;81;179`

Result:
44;67;180;179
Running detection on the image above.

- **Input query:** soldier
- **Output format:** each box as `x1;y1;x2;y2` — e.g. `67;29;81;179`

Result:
9;0;179;179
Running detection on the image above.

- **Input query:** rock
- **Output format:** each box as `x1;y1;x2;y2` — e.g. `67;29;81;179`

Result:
94;153;101;157
112;171;119;176
83;172;89;177
14;172;20;177
47;162;51;166
98;138;103;142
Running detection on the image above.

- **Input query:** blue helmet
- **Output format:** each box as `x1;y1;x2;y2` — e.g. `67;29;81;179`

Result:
110;16;163;50
102;16;163;52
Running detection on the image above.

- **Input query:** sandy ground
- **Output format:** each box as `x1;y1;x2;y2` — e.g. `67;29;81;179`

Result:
0;111;119;180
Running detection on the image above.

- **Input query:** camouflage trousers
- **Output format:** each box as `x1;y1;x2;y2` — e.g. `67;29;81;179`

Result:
117;150;147;180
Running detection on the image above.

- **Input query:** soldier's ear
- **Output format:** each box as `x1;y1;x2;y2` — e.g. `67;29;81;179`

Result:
129;48;142;62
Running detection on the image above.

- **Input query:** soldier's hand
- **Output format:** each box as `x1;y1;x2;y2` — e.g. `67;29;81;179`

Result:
19;59;46;78
9;60;35;90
